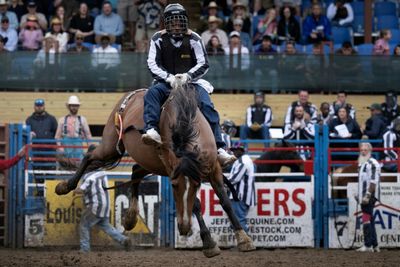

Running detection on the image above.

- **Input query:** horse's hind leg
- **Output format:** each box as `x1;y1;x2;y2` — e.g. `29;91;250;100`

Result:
124;164;151;231
210;165;255;252
193;197;220;258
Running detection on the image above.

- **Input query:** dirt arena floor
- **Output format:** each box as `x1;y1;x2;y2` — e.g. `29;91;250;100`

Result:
0;247;399;267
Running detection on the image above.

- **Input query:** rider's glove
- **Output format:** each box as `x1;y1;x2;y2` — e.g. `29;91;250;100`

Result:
166;74;176;86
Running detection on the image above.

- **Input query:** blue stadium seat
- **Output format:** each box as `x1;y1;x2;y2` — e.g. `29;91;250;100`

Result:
351;2;365;16
390;29;400;45
252;15;263;38
376;15;399;30
333;43;342;52
355;43;374;55
374;1;397;17
331;27;352;45
352;15;375;34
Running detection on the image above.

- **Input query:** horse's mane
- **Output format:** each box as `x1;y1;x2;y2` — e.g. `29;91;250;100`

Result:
170;83;204;183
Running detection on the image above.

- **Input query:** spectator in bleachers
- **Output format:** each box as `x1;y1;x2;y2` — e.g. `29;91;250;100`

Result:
206;35;224;55
283;40;297;54
253;7;277;45
55;95;92;160
335;41;357;55
0;16;16;51
364;103;387;148
317;102;333;125
326;0;354;27
252;0;272;16
381;91;400;126
117;0;139;48
224;30;249;54
91;34;120;69
52;0;79;21
69;2;95;44
94;1;124;44
329;91;355;120
240;91;273;148
0;0;18;30
283;105;315;160
19;15;43;50
0;34;6;52
231;18;251;52
277;6;300;44
254;34;276;54
68;33;89;53
135;0;165;53
53;5;70;32
8;0;25;22
202;0;230;17
20;1;48;31
303;3;331;44
201;15;228;48
394;45;400;56
328;107;362;157
82;0;102;17
274;0;301;16
285;90;318;128
383;118;400;172
33;36;59;68
45;17;68;53
225;1;251;35
199;1;224;33
373;29;391;56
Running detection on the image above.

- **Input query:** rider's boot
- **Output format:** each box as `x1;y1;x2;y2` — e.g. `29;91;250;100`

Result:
142;128;162;146
217;148;236;167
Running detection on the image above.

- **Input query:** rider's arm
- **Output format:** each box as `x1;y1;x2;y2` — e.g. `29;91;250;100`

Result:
263;107;273;127
147;32;171;82
186;32;209;81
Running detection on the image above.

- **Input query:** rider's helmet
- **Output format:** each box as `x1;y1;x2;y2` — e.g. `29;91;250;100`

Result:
230;141;245;151
221;119;237;136
164;3;188;39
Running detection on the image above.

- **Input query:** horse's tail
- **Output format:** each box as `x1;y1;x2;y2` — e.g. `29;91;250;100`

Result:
170;82;203;183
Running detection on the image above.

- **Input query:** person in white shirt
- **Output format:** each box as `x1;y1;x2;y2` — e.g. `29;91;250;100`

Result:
227;142;256;233
201;15;228;48
224;31;250;70
0;16;17;51
44;17;69;53
91;34;120;70
327;0;354;27
356;142;380;252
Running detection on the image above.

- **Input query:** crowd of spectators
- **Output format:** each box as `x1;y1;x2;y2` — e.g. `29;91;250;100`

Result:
0;0;399;56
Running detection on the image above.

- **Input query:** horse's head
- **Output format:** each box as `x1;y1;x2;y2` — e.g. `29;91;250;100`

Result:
171;167;201;236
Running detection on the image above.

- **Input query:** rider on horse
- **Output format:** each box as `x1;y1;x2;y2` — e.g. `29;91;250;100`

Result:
141;3;236;166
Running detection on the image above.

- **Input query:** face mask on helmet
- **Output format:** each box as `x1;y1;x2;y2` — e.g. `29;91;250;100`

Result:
222;120;237;136
164;4;188;39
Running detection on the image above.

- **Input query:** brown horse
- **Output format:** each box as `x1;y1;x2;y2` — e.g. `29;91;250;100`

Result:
55;78;255;257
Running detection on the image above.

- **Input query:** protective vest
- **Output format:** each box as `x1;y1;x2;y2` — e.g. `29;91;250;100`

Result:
250;104;269;124
334;6;348;21
160;34;196;75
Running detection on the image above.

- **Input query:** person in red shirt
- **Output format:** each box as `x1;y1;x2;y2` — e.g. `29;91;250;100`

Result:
0;146;26;171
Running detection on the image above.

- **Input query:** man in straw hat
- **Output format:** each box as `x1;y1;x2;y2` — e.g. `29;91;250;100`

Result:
0;0;18;30
201;15;228;47
20;1;47;30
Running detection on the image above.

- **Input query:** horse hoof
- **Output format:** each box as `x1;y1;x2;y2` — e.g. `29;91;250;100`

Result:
55;181;71;195
123;208;138;231
235;230;256;252
203;245;221;258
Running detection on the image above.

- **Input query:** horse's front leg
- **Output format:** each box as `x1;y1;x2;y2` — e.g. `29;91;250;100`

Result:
192;197;220;258
210;167;255;252
55;153;92;195
124;164;150;230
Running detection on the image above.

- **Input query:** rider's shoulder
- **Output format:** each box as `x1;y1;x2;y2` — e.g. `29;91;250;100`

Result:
151;30;166;41
187;29;202;41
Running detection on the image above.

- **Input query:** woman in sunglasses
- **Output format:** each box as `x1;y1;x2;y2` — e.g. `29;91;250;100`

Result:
19;15;43;50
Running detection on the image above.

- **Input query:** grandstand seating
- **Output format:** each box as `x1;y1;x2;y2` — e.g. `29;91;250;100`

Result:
374;1;397;17
0;92;385;130
351;1;365;16
355;43;374;55
390;28;400;44
331;27;352;45
376;15;399;30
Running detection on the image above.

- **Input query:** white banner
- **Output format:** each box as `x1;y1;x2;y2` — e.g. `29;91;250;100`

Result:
329;182;400;248
175;182;313;248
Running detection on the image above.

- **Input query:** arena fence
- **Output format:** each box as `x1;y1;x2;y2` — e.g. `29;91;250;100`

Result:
4;124;400;249
0;53;397;92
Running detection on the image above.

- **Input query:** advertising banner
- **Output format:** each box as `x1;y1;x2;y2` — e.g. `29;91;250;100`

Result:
329;182;400;248
175;182;313;248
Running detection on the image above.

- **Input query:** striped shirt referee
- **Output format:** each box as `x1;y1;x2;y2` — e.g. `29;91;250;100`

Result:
80;170;110;218
228;154;256;206
358;158;381;200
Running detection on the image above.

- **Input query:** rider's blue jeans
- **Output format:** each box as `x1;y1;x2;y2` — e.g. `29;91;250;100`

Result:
143;82;225;148
79;209;127;252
